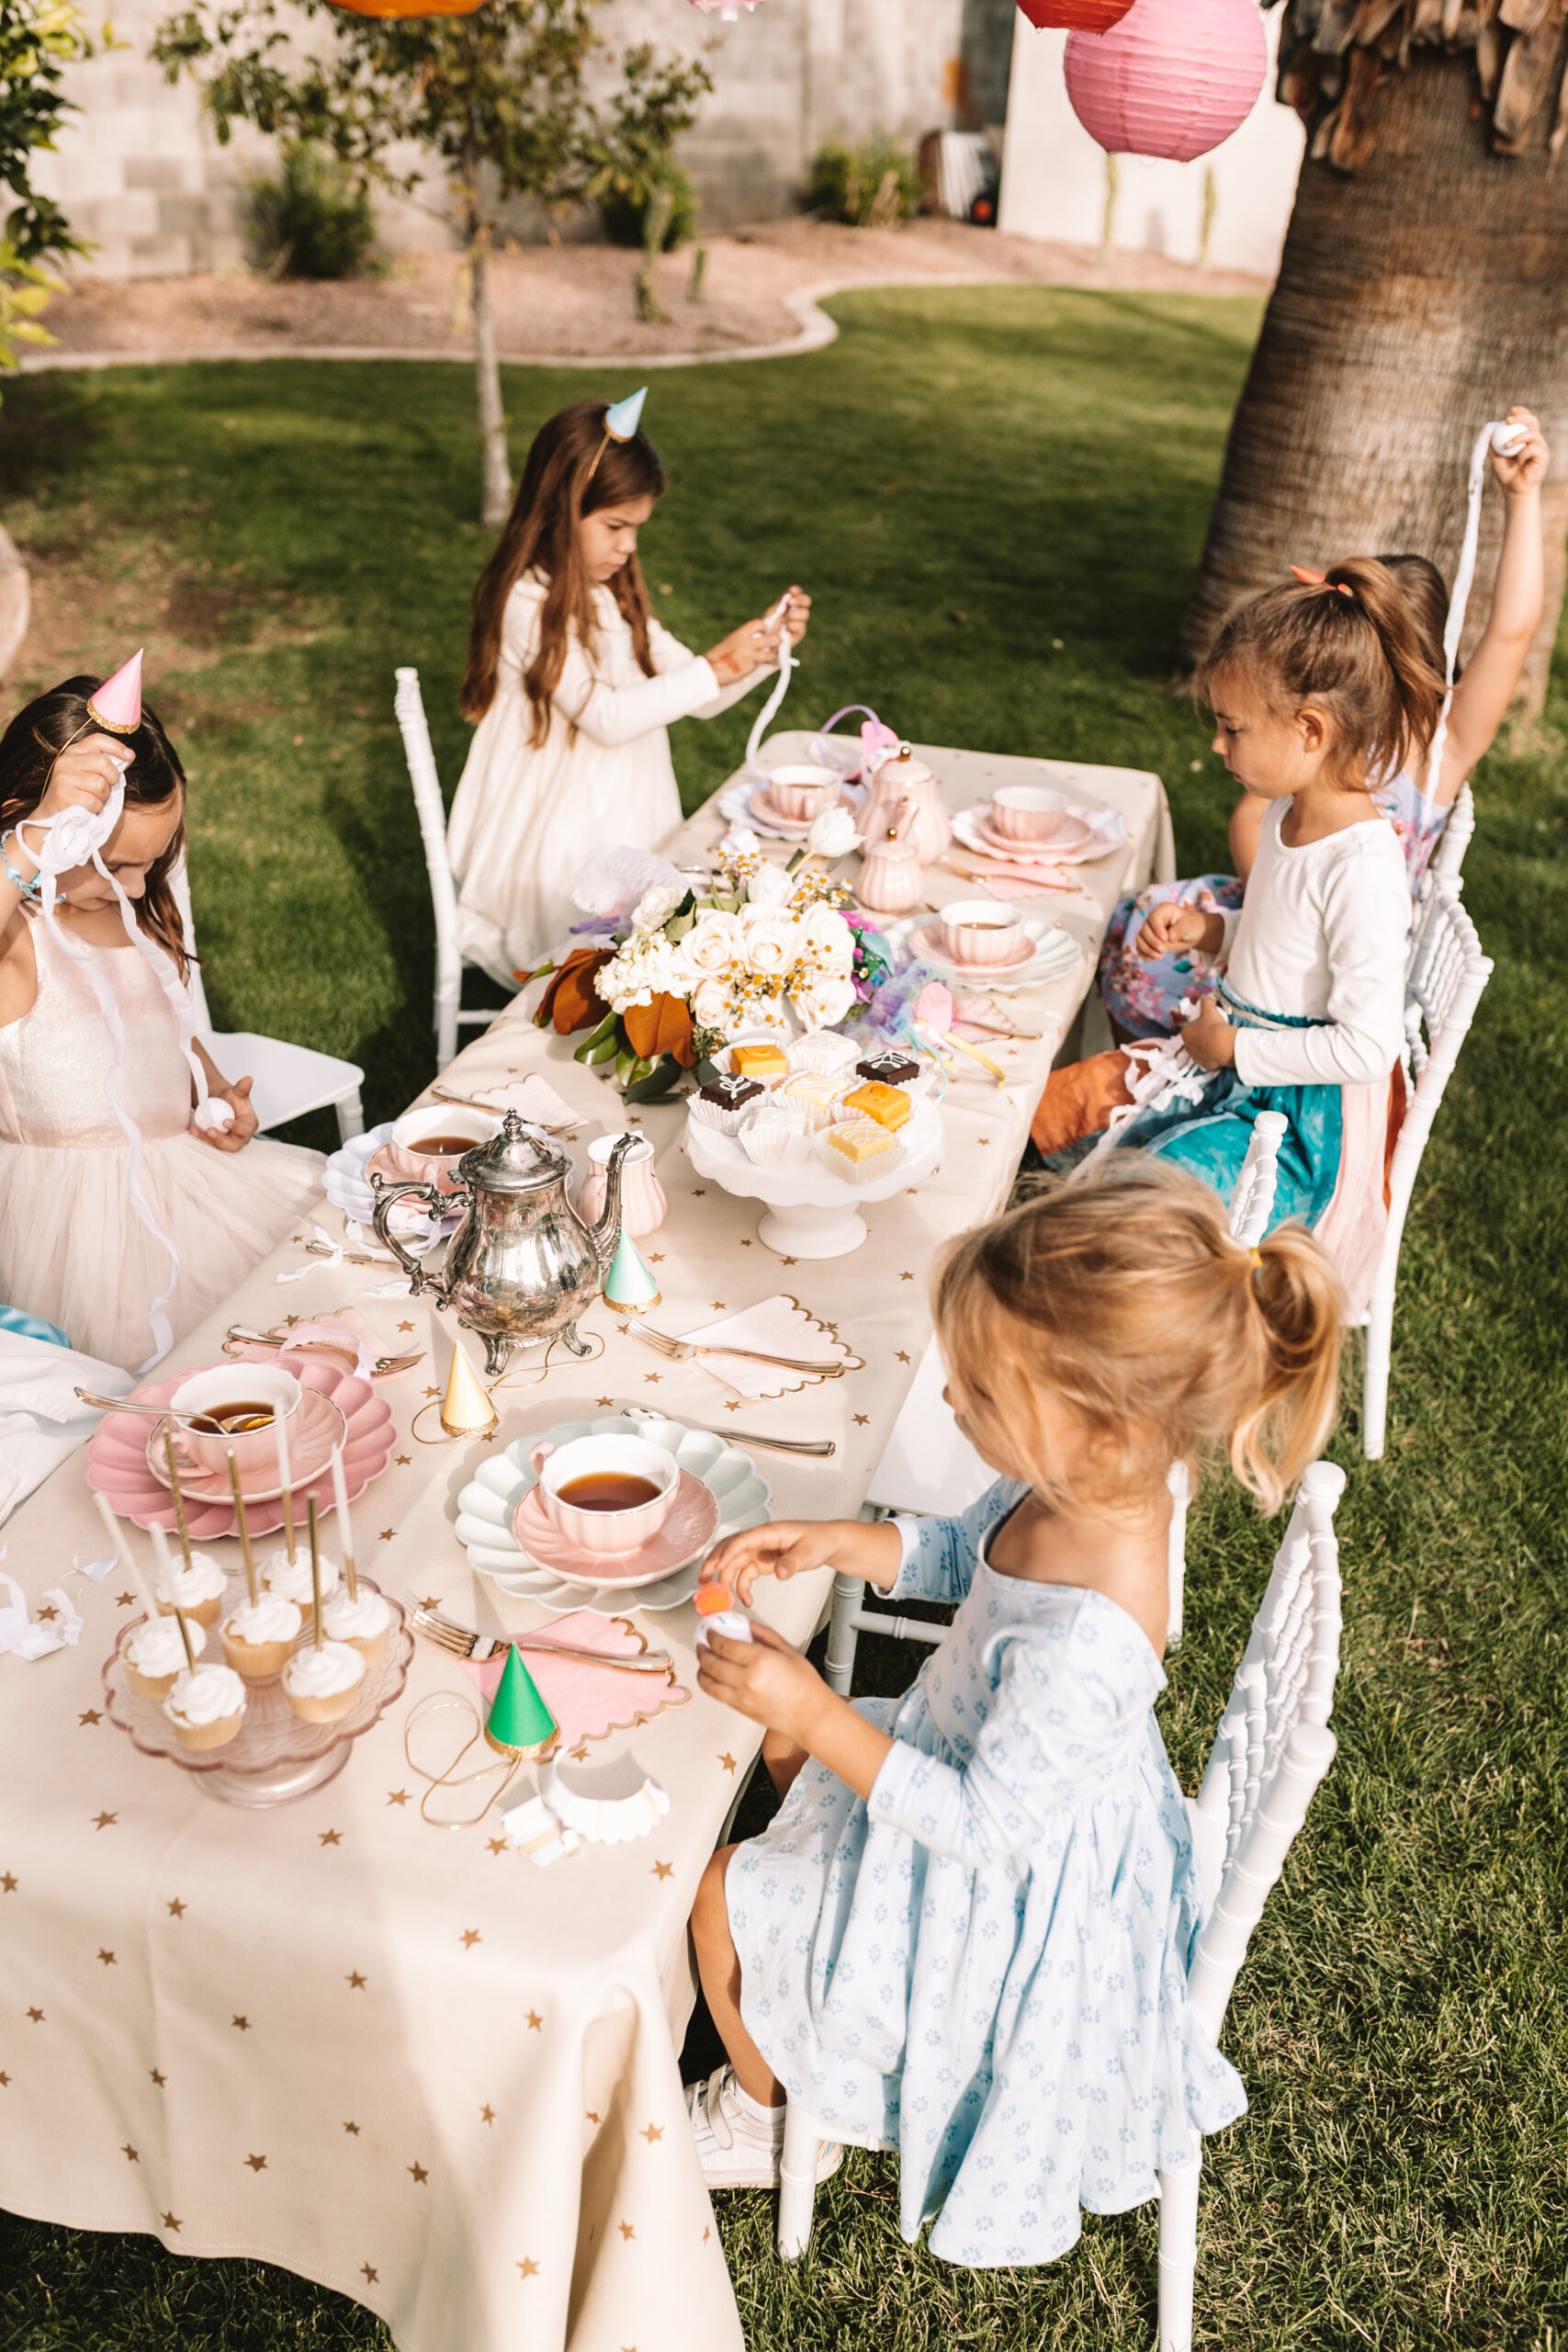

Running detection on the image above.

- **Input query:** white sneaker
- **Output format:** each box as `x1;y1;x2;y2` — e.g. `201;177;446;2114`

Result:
685;2065;843;2190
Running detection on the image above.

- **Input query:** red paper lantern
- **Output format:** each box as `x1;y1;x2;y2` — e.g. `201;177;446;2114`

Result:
1064;0;1267;164
688;0;763;14
1017;0;1135;29
327;0;485;15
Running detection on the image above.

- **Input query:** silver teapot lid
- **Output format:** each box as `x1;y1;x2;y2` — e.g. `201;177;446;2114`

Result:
457;1110;567;1194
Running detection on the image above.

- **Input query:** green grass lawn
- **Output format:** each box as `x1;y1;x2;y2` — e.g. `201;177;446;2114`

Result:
2;288;1565;2348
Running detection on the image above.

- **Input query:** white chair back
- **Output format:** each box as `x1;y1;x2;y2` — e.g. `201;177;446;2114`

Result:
1362;877;1492;1457
1226;1108;1286;1250
1428;778;1474;886
394;667;466;1069
1184;1459;1345;2032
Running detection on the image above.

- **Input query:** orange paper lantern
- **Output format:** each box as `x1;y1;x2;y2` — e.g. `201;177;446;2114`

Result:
326;0;486;17
1017;0;1135;28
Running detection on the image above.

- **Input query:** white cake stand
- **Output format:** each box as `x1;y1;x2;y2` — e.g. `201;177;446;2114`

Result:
684;1096;943;1258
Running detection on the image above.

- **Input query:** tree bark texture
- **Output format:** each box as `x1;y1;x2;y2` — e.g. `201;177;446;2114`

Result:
469;232;512;530
1182;43;1568;717
0;526;29;682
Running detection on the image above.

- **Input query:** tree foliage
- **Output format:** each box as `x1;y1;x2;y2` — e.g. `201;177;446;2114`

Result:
1271;0;1568;169
0;0;100;378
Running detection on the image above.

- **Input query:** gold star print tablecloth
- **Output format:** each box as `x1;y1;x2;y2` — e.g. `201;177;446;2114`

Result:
0;745;1168;2352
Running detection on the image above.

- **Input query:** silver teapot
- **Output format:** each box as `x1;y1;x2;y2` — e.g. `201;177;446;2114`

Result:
370;1114;633;1375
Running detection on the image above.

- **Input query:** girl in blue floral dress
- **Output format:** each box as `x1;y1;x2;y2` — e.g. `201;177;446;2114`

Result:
1100;406;1549;1041
687;1159;1342;2268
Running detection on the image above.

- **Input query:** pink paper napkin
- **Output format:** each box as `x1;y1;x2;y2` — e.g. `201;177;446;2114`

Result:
679;1293;861;1401
460;1611;690;1750
947;854;1076;898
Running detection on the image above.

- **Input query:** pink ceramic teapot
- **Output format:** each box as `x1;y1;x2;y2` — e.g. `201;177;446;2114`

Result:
858;743;952;868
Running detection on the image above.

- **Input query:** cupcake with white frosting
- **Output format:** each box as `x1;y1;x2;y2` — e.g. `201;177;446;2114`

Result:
152;1550;226;1631
125;1613;207;1702
220;1591;302;1681
321;1584;392;1669
163;1662;248;1750
263;1546;340;1607
283;1638;367;1724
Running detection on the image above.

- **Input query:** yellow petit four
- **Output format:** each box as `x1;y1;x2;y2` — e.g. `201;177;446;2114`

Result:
824;1118;897;1172
841;1080;912;1133
730;1043;788;1083
778;1073;848;1129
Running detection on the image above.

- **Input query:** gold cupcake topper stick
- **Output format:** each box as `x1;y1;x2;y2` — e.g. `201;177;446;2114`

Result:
173;1604;197;1676
163;1429;194;1573
227;1448;259;1609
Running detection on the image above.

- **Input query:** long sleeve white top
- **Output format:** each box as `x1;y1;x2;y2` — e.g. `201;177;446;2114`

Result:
1217;799;1408;1088
446;575;768;981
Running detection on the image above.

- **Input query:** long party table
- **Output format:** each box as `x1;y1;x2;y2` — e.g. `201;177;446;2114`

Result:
0;743;1168;2352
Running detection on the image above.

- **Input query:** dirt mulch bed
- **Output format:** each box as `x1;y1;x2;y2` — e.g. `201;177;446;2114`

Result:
31;217;1269;368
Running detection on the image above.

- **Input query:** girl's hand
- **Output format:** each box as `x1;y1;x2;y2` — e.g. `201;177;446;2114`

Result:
1135;901;1222;960
695;1623;825;1742
1492;406;1549;496
194;1074;258;1153
699;1516;897;1608
1180;993;1236;1070
32;734;129;831
705;588;811;685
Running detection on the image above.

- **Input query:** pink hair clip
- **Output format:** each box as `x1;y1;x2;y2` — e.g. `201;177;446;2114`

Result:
1291;566;1353;597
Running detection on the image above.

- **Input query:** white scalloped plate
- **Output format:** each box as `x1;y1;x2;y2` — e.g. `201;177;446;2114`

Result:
455;1414;772;1614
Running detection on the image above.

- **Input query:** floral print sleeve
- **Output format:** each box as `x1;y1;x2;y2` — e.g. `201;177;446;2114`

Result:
886;1479;1027;1606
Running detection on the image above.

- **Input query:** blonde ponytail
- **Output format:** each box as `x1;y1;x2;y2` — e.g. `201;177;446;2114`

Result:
935;1159;1345;1520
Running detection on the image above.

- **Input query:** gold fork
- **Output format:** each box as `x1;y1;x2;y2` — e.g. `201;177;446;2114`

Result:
410;1603;674;1678
626;1324;848;1377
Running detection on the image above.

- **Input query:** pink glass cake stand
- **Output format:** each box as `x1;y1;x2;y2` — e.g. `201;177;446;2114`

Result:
103;1577;412;1808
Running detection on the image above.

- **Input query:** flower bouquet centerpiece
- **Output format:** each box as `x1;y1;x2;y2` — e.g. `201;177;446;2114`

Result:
534;813;892;1103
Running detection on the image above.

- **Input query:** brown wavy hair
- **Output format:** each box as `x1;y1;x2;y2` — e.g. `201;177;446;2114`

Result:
0;676;191;979
935;1159;1344;1520
459;400;669;741
1198;555;1446;793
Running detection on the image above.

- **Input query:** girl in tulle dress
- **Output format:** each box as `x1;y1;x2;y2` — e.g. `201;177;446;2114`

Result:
448;394;810;985
1099;406;1549;1041
0;674;324;1370
686;1161;1342;2267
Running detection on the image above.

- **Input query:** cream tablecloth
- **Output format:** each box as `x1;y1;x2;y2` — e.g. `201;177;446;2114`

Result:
0;743;1168;2352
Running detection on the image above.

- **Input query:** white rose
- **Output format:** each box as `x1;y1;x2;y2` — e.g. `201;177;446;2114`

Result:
789;975;857;1032
682;910;747;978
631;882;682;933
691;977;736;1033
805;805;862;862
746;860;794;911
803;905;855;974
745;914;802;978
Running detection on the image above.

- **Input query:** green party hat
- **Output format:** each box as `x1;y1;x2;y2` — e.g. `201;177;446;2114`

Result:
603;1229;661;1313
486;1645;558;1758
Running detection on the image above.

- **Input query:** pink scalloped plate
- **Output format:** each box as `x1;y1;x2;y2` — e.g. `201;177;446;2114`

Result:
85;1350;395;1537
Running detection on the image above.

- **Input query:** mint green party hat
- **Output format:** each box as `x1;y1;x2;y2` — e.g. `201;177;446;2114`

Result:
485;1645;558;1758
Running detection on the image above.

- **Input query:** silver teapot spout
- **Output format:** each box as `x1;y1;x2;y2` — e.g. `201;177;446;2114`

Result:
587;1131;636;1273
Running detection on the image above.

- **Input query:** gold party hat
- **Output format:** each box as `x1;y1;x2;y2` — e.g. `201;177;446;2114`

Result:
441;1340;498;1438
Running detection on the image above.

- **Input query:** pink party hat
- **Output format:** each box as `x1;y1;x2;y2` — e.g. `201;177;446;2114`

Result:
87;650;143;735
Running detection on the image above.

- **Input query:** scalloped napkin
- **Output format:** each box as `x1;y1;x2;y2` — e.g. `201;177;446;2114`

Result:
451;1075;581;1131
459;1611;689;1750
678;1293;862;1401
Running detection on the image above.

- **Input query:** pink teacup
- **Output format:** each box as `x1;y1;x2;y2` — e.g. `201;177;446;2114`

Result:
987;786;1067;842
166;1363;302;1480
527;1434;679;1558
936;899;1025;967
383;1105;501;1195
766;764;840;823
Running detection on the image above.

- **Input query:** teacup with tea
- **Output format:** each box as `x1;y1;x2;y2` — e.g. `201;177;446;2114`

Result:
166;1363;302;1479
936;899;1026;967
384;1104;502;1194
527;1433;679;1558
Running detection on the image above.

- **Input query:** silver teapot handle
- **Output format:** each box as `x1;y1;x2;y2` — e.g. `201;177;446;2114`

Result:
369;1174;459;1298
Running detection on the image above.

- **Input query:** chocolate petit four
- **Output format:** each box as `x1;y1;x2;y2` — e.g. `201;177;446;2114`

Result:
699;1073;764;1111
855;1050;920;1089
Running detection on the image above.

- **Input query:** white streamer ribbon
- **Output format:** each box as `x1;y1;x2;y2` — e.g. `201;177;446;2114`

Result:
1425;418;1527;795
16;769;209;1373
744;597;798;779
0;1569;82;1660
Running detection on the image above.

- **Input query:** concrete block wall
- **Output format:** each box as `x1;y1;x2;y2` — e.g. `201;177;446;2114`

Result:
30;0;1015;277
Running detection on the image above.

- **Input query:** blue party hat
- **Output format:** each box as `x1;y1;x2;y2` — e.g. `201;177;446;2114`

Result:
604;1229;661;1312
604;387;648;442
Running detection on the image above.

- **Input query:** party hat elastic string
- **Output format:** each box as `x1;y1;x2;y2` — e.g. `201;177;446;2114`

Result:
1425;418;1527;796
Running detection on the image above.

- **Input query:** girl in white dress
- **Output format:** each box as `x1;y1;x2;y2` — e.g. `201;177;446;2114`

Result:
0;677;324;1370
448;396;811;983
686;1160;1342;2265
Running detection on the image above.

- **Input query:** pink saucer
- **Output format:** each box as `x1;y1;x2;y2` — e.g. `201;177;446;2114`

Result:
970;807;1102;862
512;1469;721;1589
87;1353;394;1539
909;921;1035;975
147;1387;348;1503
747;786;812;835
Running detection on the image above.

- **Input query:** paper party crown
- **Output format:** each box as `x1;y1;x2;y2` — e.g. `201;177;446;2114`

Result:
486;1645;558;1758
87;650;143;736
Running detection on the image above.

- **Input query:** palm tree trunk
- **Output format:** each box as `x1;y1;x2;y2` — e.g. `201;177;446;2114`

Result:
463;155;511;531
1182;44;1568;718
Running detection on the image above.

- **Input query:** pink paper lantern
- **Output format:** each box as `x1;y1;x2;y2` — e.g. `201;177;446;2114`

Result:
1064;0;1268;164
689;0;761;14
